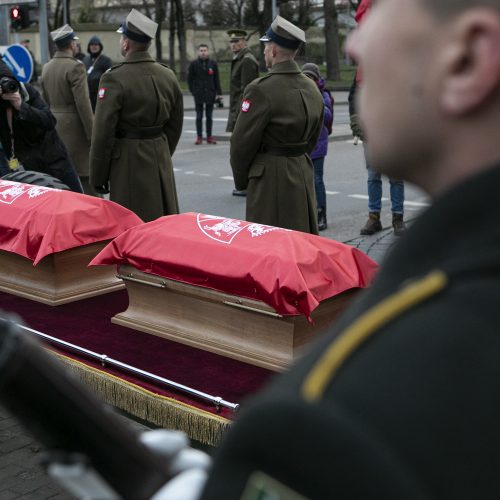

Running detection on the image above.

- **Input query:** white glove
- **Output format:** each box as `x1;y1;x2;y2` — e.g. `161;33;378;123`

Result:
141;430;211;500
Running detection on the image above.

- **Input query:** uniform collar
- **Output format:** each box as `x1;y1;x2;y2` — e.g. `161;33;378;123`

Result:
53;50;75;59
234;47;249;61
269;60;301;74
124;50;155;63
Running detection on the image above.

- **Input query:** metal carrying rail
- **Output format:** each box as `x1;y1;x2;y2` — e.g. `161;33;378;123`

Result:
13;322;240;413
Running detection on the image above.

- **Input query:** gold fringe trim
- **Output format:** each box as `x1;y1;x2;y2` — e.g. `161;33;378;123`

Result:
302;271;448;402
51;352;232;446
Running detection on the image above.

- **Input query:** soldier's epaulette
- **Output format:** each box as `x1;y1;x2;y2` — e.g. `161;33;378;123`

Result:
105;62;125;74
253;73;273;85
301;270;448;402
158;62;171;69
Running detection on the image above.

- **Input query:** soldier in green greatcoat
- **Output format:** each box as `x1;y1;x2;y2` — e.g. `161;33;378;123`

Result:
89;9;183;223
226;29;260;135
230;17;324;235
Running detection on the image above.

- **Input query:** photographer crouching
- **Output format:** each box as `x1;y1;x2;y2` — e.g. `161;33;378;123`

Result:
0;60;83;193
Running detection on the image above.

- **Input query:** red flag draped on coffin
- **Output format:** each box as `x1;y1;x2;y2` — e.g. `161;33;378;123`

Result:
0;180;143;265
90;213;378;319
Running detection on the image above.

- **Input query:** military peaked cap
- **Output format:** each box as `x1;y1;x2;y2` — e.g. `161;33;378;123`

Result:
50;24;79;44
227;29;248;41
117;9;158;42
260;16;306;49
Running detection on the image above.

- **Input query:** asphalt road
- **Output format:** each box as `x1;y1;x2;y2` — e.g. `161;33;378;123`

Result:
176;103;429;243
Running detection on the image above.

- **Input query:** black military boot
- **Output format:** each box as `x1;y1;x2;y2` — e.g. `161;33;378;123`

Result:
317;208;327;231
360;212;382;235
392;213;406;236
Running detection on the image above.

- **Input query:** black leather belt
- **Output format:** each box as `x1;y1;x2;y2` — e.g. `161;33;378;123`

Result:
259;143;309;157
115;126;163;139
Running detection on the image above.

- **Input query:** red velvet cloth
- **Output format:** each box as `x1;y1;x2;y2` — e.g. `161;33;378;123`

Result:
0;180;143;265
0;290;273;420
91;213;378;319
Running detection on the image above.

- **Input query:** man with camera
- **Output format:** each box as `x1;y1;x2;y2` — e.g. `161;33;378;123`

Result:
187;44;222;145
0;60;82;192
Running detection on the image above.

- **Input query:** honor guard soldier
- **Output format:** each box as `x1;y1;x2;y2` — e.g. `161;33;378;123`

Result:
226;29;259;135
226;28;260;197
230;16;324;234
41;25;95;195
89;9;183;222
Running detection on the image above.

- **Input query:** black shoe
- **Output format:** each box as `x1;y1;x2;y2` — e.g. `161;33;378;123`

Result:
232;189;247;197
392;213;406;236
360;212;382;235
317;208;327;231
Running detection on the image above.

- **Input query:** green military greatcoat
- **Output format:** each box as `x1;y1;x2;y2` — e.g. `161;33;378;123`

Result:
226;47;259;132
230;60;324;234
41;52;93;179
89;51;183;222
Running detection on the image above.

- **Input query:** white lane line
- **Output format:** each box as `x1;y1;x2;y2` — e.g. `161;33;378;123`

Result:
404;200;430;207
326;191;340;195
173;168;182;172
220;176;234;181
184;117;228;122
184;171;195;175
348;194;389;202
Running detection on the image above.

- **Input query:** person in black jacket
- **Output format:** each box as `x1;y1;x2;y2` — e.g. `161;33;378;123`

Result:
0;61;82;192
83;36;112;111
187;44;222;145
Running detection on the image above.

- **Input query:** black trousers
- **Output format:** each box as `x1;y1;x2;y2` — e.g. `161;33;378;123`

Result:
195;101;214;137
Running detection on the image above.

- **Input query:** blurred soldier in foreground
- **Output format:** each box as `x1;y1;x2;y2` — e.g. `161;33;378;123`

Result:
201;0;500;497
230;16;324;234
41;25;95;195
90;9;183;222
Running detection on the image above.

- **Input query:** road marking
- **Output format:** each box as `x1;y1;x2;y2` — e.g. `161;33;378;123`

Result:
220;176;234;181
348;194;389;202
404;200;429;207
184;171;195;175
326;191;339;195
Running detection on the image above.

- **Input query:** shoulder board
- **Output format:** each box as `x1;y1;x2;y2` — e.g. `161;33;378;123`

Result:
105;63;125;73
254;73;272;84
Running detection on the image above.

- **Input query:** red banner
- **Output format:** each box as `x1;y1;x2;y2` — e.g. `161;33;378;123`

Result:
0;180;143;265
91;213;378;319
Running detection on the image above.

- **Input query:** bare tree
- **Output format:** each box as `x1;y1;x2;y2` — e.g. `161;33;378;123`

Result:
324;0;340;80
174;0;187;80
154;0;167;61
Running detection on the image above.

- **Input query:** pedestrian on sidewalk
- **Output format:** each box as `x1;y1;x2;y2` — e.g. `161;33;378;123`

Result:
187;44;222;145
348;0;406;236
83;36;112;112
302;62;333;231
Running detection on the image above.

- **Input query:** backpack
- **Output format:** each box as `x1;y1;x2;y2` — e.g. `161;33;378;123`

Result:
324;88;335;136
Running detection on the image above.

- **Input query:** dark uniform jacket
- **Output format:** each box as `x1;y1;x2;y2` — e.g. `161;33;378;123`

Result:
230;60;324;234
89;51;183;223
41;51;93;177
202;163;500;499
226;47;259;132
0;83;77;186
187;58;221;104
83;52;112;111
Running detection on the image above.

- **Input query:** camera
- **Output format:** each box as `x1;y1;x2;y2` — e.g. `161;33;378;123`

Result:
0;76;20;94
215;96;224;108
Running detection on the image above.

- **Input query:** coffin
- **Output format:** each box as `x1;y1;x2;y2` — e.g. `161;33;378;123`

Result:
0;180;143;305
0;242;124;306
111;265;356;371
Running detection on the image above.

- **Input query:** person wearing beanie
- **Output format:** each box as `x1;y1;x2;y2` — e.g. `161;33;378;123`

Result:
83;36;112;111
302;62;333;231
0;60;82;192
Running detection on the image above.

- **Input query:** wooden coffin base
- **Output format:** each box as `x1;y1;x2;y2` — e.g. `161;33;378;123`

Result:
112;264;358;371
0;242;124;306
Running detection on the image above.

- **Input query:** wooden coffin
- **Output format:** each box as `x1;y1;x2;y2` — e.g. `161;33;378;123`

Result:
0;242;124;306
112;264;358;372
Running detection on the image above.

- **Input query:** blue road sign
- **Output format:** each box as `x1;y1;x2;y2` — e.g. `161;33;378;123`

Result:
2;44;33;83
